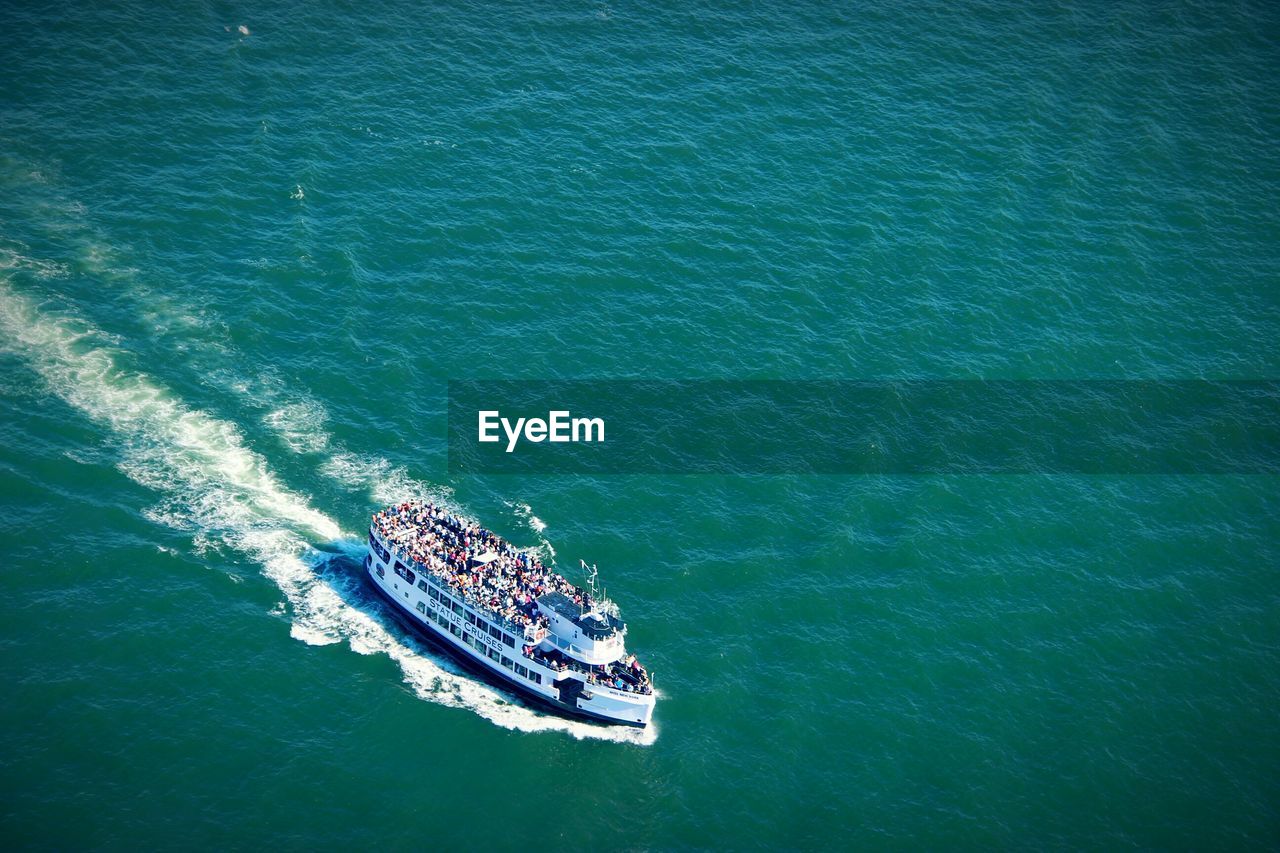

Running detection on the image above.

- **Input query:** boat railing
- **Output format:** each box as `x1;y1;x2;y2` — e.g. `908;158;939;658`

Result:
521;648;653;695
523;648;570;673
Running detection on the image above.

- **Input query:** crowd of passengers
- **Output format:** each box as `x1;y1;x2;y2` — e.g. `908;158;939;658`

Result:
373;500;589;631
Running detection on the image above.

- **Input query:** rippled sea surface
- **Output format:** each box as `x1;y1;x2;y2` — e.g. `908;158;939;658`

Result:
2;0;1277;848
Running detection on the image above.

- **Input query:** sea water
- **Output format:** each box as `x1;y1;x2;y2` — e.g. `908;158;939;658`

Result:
1;0;1277;847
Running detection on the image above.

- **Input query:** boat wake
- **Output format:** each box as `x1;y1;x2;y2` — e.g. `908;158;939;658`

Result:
319;450;457;510
211;369;333;455
511;501;548;533
0;278;655;745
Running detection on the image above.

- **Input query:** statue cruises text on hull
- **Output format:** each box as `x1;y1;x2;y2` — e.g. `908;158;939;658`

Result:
365;501;655;726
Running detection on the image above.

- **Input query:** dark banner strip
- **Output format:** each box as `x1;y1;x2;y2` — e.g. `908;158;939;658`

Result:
447;380;1280;474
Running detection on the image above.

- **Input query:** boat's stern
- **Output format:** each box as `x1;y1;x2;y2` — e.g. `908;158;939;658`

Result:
576;681;656;727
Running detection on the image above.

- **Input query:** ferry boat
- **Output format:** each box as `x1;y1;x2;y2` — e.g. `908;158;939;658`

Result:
365;500;655;727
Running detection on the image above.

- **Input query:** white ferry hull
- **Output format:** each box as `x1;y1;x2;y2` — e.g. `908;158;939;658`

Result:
364;544;654;727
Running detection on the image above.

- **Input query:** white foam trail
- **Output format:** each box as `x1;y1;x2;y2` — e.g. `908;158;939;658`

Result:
210;369;332;455
0;282;339;542
512;501;548;532
262;400;330;454
0;280;652;744
319;451;456;507
507;500;557;564
0;243;70;281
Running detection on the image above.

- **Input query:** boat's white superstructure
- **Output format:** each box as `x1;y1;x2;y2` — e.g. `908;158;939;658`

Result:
365;501;655;727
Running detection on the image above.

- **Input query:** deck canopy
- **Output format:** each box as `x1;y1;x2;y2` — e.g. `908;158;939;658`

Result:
538;591;626;639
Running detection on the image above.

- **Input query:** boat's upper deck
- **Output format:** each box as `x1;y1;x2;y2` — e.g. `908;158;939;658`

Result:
371;500;604;642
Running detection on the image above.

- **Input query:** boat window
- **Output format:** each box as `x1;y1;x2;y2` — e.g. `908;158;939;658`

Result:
417;579;428;592
368;534;390;563
416;601;426;614
502;634;515;648
449;623;461;637
531;672;542;684
515;664;528;677
488;626;502;641
465;612;475;625
451;601;462;615
487;647;500;661
475;618;488;633
375;565;384;577
501;656;513;668
428;587;438;600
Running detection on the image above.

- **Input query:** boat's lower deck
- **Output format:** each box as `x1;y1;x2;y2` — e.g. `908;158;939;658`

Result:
364;555;650;727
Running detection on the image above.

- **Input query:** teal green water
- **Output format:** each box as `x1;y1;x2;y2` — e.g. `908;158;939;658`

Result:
2;0;1278;848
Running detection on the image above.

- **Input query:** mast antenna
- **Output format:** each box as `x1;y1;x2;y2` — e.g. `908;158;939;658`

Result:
581;560;619;618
